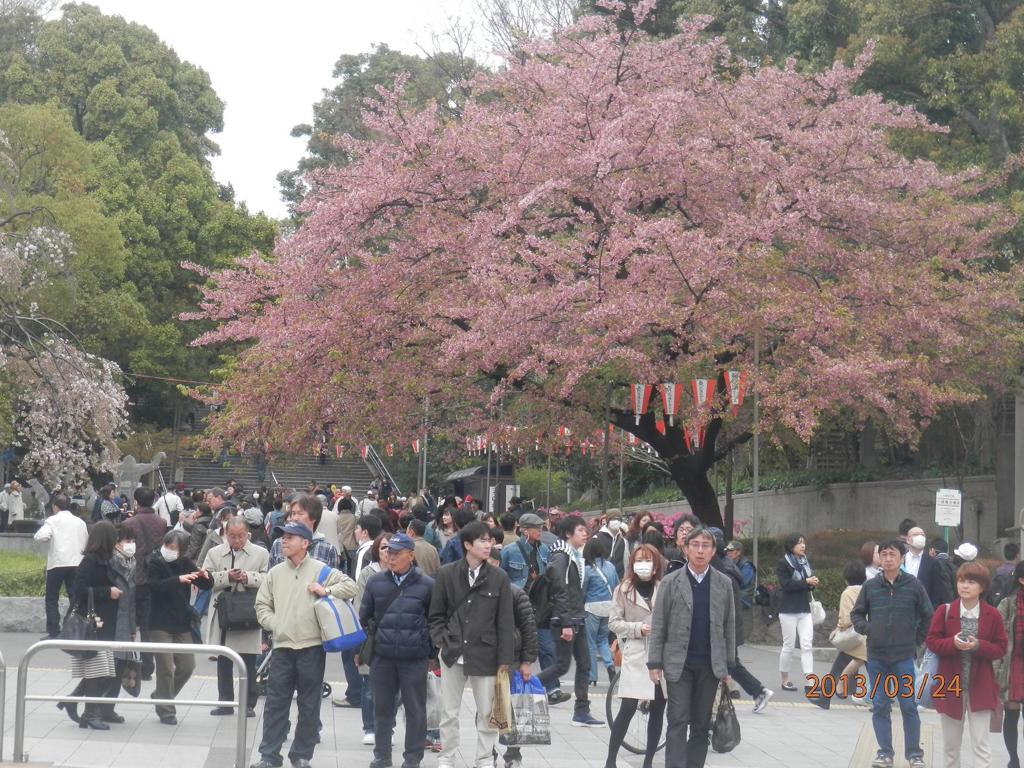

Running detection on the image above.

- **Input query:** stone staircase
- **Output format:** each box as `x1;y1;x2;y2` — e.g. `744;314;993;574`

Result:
177;452;378;495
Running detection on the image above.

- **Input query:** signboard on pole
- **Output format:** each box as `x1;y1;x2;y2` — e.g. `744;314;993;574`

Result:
488;485;497;515
935;489;962;527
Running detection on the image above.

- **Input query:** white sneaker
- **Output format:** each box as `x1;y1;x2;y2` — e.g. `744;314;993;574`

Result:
753;688;773;714
361;732;375;746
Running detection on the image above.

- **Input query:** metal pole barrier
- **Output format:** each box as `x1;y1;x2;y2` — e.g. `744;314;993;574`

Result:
0;649;6;762
14;639;248;767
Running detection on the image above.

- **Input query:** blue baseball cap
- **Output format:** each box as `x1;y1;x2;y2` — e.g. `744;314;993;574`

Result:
274;521;313;541
387;532;415;552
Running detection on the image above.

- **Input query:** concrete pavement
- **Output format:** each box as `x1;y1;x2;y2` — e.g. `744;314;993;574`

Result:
0;633;1007;768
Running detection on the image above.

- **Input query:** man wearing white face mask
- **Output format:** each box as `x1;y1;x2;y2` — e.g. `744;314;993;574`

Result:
596;510;628;580
904;526;952;607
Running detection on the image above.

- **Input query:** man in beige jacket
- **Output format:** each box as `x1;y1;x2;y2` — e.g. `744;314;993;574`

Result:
252;507;357;768
203;517;269;717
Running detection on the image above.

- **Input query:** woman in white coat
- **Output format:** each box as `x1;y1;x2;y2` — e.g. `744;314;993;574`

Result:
605;543;666;768
201;517;269;717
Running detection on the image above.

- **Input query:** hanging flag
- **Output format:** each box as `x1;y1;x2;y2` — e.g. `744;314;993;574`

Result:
655;419;666;435
626;432;640;446
690;379;716;408
631;384;653;425
684;424;707;453
660;383;684;425
724;370;749;417
335;445;344;459
360;445;369;460
412;439;420;455
385;443;394;457
239;440;246;454
557;426;572;439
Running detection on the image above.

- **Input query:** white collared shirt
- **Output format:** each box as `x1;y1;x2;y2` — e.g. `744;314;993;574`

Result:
960;601;980;620
904;551;922;577
687;564;710;583
468;565;481;587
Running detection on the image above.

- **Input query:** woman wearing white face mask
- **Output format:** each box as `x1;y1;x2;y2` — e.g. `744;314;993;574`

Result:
102;527;139;716
605;543;666;768
146;530;212;725
596;512;628;579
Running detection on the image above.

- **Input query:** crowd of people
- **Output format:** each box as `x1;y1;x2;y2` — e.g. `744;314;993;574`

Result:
26;476;1024;768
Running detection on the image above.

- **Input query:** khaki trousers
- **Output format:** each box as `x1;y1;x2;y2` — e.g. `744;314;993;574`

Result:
939;699;992;768
149;629;195;717
438;660;497;768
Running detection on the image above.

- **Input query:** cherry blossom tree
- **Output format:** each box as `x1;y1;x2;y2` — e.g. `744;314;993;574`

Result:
189;12;1024;526
0;133;128;483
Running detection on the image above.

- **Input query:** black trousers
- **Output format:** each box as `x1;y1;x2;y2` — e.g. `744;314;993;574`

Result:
258;645;326;767
217;653;258;709
135;586;154;677
728;650;765;698
372;656;428;766
341;648;362;703
538;625;590;713
665;661;718;768
45;566;76;637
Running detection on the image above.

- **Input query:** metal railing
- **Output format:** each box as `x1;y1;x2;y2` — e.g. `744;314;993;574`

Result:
13;639;248;766
1;648;6;762
364;444;401;496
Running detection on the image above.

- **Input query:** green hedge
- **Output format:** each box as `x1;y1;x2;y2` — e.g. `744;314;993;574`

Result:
0;552;46;596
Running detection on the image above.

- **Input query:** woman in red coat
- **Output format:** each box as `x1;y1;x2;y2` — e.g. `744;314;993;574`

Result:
926;561;1008;768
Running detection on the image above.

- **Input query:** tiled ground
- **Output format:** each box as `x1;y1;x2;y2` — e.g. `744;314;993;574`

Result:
0;635;1006;767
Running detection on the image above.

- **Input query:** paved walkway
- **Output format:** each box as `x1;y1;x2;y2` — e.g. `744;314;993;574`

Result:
0;633;1007;768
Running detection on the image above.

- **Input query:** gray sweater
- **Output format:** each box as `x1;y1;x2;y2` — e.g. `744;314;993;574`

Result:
647;566;736;681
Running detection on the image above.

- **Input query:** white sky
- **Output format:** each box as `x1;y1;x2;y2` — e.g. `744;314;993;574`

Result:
84;1;486;220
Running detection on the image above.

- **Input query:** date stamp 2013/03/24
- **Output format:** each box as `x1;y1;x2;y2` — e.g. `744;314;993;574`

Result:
805;673;962;700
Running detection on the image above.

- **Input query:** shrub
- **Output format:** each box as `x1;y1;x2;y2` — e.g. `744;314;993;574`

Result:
0;552;46;596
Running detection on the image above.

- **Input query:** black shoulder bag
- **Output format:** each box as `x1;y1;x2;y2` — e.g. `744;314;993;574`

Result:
216;551;260;632
59;587;98;659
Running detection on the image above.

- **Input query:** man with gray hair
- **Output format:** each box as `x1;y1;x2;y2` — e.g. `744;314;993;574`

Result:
648;526;736;768
203;516;269;717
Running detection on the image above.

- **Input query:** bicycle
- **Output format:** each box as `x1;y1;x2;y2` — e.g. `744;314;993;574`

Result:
603;672;666;755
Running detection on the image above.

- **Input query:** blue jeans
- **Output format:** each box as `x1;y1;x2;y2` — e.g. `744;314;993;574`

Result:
867;657;922;760
585;613;612;684
537;628;560;693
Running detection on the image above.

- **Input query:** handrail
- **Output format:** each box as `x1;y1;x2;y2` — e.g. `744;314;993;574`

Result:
0;648;6;762
364;444;401;496
13;639;248;766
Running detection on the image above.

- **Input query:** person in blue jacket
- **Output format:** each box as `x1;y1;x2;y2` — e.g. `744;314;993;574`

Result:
583;537;619;685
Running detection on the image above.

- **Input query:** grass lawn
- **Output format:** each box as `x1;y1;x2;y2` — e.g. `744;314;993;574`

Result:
0;551;46;596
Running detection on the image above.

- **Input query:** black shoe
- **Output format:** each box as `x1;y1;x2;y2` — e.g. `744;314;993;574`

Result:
548;690;571;705
159;714;178;725
247;707;257;718
101;711;125;723
369;758;393;768
79;717;110;730
57;701;80;724
210;706;235;715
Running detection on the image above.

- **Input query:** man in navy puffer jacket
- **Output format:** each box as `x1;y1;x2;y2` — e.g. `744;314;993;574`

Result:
360;532;435;768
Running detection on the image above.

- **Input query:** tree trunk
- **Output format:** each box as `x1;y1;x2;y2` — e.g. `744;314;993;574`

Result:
667;453;724;528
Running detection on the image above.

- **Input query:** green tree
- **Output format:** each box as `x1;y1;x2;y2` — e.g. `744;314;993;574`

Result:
0;4;277;426
278;44;480;210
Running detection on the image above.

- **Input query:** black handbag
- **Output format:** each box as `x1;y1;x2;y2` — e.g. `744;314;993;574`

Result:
59;589;98;659
216;554;260;632
216;589;260;631
711;681;741;753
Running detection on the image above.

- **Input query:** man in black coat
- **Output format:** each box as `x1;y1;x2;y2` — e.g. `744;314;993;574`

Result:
904;526;952;607
361;533;435;768
429;522;515;768
536;515;604;727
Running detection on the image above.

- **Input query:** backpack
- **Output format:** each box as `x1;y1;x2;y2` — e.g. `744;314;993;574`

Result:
990;570;1015;606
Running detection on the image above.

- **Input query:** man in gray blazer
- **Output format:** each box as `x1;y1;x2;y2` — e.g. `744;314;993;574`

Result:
648;526;736;768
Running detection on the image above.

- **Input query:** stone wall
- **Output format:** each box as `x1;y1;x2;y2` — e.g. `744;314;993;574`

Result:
0;533;47;556
0;596;66;632
628;475;1000;551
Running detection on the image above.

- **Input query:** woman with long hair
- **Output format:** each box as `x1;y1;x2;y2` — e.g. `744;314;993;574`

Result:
605;543;666;768
928;561;1007;767
63;521;122;730
859;541;881;580
996;560;1024;768
624;512;653;554
776;532;819;692
584;537;619;686
814;562;869;709
355;534;391;747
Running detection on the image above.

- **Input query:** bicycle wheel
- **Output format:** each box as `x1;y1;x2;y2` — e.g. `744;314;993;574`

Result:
604;672;666;755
